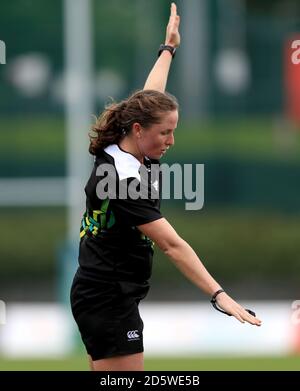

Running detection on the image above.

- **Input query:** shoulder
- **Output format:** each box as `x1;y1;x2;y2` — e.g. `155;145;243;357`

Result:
104;144;141;181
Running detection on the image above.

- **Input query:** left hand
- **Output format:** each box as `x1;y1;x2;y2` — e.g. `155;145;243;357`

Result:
216;291;262;326
165;3;181;48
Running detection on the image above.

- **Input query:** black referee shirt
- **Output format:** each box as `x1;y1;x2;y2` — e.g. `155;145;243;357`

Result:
77;144;163;284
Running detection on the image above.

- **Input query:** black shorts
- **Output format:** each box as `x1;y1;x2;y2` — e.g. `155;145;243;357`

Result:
70;271;149;360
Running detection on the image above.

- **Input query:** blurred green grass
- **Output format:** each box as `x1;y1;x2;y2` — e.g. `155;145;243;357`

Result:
0;117;65;159
0;116;300;162
169;119;300;162
1;206;300;283
0;206;300;284
0;355;299;371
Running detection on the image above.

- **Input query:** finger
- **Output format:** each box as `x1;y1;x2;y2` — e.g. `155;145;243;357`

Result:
236;306;256;324
233;306;261;325
250;316;262;326
234;313;245;324
171;2;177;17
174;15;180;28
248;318;262;326
242;310;262;326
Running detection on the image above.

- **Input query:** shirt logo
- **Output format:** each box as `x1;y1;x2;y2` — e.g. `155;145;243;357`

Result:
152;179;159;192
127;330;140;340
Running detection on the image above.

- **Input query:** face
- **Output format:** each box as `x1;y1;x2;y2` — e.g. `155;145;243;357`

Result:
135;110;178;160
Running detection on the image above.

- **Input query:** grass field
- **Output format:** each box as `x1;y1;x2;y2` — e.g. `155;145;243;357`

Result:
0;355;299;371
0;117;299;162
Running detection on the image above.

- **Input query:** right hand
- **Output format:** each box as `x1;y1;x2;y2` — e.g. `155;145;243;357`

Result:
216;291;262;326
165;3;181;48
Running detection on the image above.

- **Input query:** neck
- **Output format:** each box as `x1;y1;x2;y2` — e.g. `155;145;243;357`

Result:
118;137;143;164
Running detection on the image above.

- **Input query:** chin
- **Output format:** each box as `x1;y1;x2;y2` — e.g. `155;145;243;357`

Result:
146;153;161;160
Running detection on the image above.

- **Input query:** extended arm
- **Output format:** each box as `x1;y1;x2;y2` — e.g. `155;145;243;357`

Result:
138;218;262;326
143;3;180;92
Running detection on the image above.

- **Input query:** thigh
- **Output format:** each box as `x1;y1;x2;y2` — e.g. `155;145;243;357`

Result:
92;352;144;371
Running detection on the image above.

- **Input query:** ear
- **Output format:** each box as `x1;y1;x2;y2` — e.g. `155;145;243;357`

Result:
132;122;143;138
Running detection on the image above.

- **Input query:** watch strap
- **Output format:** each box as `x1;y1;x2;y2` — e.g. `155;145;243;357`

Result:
158;44;176;58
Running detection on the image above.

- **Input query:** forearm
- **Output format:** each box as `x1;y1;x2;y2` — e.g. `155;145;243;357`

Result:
164;238;222;296
143;50;173;92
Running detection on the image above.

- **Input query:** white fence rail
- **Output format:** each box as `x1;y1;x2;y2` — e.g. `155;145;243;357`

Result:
0;178;66;206
0;301;299;357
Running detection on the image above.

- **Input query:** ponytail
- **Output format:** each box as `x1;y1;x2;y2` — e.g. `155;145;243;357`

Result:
89;100;128;154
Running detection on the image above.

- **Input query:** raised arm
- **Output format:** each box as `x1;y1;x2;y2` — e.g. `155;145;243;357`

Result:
138;218;262;326
143;2;180;92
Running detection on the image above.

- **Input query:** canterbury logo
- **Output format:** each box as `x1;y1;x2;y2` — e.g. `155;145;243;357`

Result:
127;330;140;339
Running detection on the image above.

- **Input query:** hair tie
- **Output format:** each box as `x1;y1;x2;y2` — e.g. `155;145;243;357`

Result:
89;130;98;138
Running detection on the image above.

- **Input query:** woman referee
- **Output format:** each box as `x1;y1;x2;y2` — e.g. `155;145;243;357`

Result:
70;3;262;371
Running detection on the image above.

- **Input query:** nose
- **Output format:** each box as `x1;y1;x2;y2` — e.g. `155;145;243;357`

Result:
167;132;175;146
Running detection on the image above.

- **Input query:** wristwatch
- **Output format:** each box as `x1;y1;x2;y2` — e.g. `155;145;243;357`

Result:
158;44;176;59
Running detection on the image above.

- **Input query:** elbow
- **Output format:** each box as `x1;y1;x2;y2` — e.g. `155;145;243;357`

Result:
162;236;186;259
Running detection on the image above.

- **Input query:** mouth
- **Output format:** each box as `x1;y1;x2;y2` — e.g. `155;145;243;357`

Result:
161;147;169;154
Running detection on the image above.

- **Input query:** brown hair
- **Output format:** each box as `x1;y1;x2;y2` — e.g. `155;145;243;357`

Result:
89;89;179;155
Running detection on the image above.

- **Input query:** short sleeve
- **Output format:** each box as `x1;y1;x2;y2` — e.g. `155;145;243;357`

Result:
110;177;163;227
